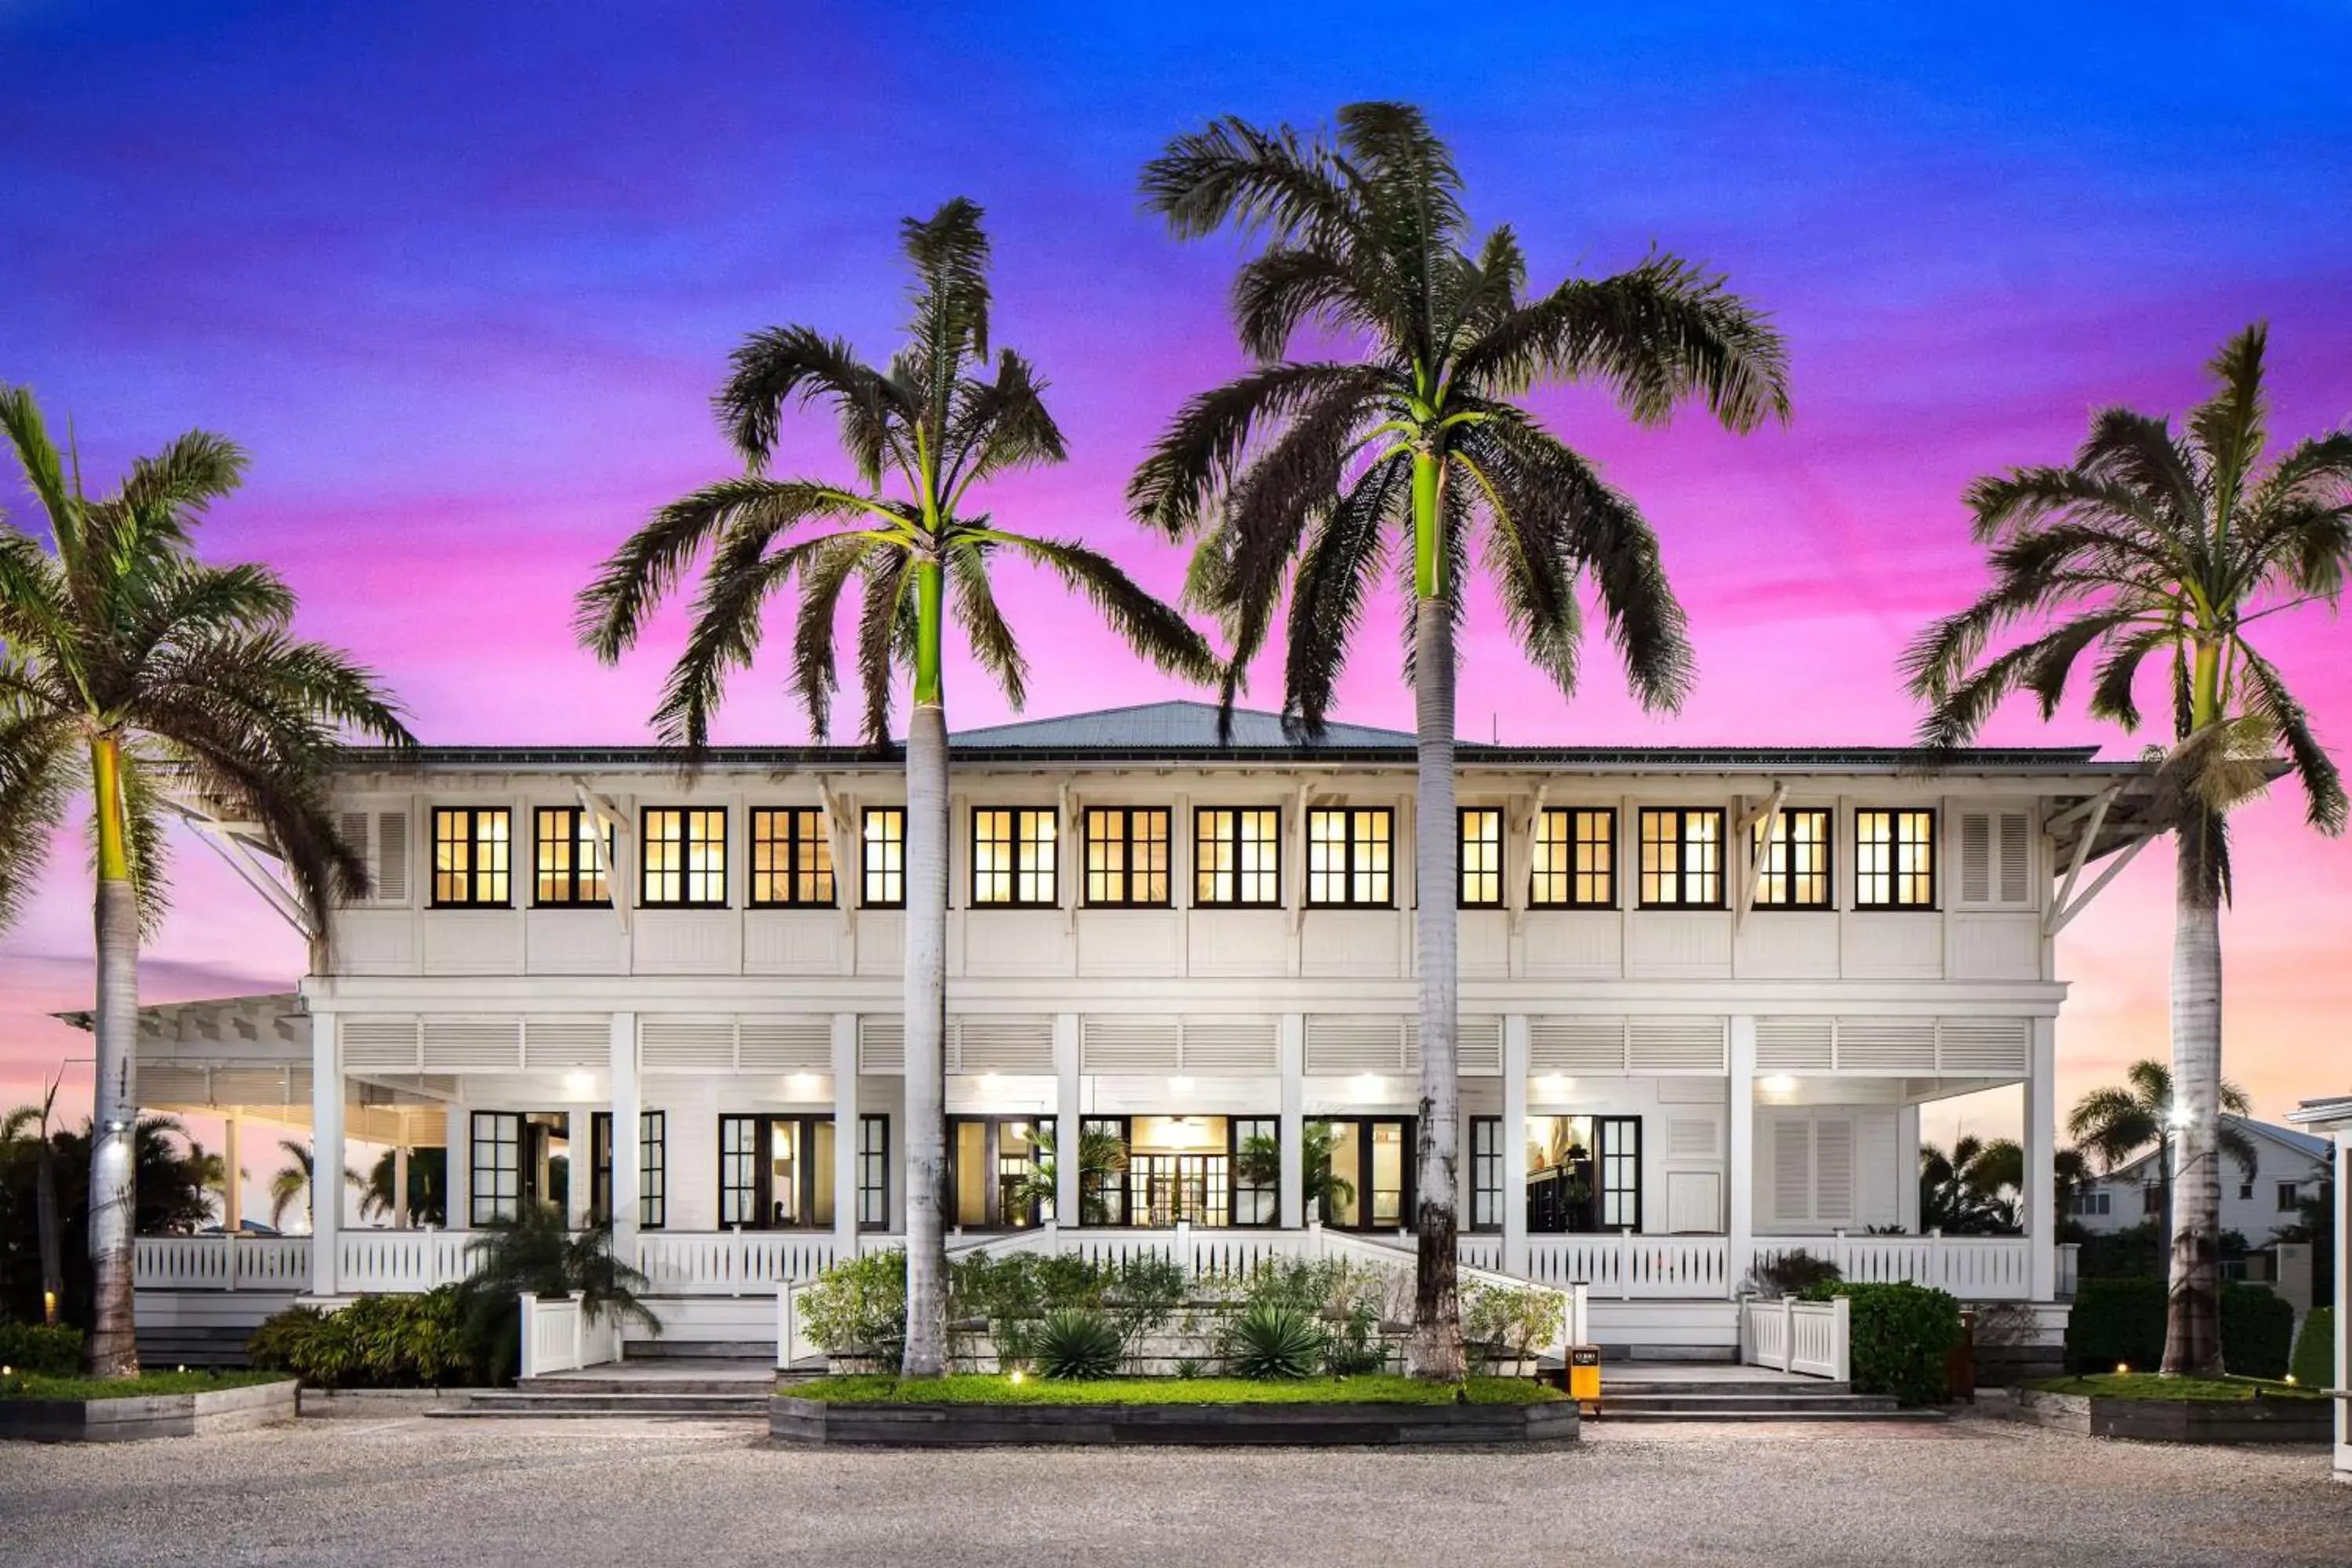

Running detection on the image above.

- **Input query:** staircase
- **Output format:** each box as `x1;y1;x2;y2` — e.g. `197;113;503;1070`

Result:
426;1359;771;1421
1584;1370;1936;1423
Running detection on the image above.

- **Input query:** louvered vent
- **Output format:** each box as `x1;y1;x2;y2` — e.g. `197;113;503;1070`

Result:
1835;1018;1936;1071
1937;1017;2030;1074
1814;1119;1855;1223
1959;813;1992;904
1628;1016;1727;1072
1528;1017;1626;1073
1958;808;2033;908
342;1016;422;1071
1998;813;2032;904
522;1018;608;1069
955;1015;1055;1073
1755;1016;1833;1072
639;1016;735;1070
1304;1015;1408;1074
1397;1015;1501;1075
1667;1117;1719;1160
1772;1120;1812;1224
339;810;410;906
1081;1016;1179;1073
858;1016;904;1075
1180;1016;1279;1073
421;1016;522;1071
737;1018;833;1071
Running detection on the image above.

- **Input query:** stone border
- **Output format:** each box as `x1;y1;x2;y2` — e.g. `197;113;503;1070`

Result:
772;1393;1577;1447
2004;1387;2332;1445
0;1377;299;1443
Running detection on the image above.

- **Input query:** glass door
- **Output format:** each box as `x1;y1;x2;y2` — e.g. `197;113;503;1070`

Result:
718;1114;836;1229
1312;1117;1416;1232
947;1116;1042;1229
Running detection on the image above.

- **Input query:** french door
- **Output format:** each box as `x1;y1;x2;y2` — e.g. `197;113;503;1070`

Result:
1312;1117;1415;1231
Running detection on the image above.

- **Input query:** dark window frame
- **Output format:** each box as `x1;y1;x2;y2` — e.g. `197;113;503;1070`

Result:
1637;807;1727;910
1470;1115;1503;1232
861;807;906;909
431;807;513;909
1230;1116;1279;1229
1310;1116;1417;1231
1530;807;1617;910
469;1110;521;1225
749;806;837;909
1080;1116;1130;1226
971;806;1060;909
946;1114;1045;1231
1457;807;1504;909
640;805;729;909
532;805;611;909
855;1113;887;1231
717;1112;837;1231
1193;806;1282;908
1081;806;1172;909
1305;807;1396;909
1854;808;1938;911
1751;807;1836;912
587;1110;666;1229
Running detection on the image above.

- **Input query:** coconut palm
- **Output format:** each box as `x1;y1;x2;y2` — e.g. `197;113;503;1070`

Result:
1906;325;2351;1374
576;200;1214;1379
359;1146;448;1228
0;386;412;1376
267;1138;365;1232
1919;1136;2026;1234
1134;102;1791;1376
2067;1058;2259;1250
0;1076;65;1323
1014;1125;1130;1226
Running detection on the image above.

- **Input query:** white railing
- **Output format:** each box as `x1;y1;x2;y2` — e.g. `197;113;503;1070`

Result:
1755;1233;2034;1300
1741;1296;1849;1381
1523;1234;1729;1298
339;1229;481;1293
132;1234;310;1290
634;1230;838;1296
518;1292;622;1378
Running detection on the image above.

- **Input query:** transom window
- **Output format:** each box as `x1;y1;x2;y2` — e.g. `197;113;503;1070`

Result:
533;807;609;907
1083;807;1171;907
972;808;1058;907
1195;808;1280;907
1531;808;1615;909
641;807;728;907
750;807;834;909
1307;808;1393;908
432;808;511;908
1855;809;1936;909
1458;808;1503;908
1639;808;1726;909
862;808;905;908
1752;808;1833;909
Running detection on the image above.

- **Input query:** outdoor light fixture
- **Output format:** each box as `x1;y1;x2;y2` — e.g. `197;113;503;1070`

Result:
787;1073;822;1096
1760;1074;1799;1096
563;1072;595;1094
2115;1362;2130;1374
1169;1076;1194;1095
2167;1105;2194;1128
2285;1374;2299;1385
1010;1369;1025;1385
1538;1074;1570;1098
1353;1073;1383;1098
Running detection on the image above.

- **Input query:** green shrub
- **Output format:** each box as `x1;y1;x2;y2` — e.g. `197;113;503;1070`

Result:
1225;1302;1324;1380
2065;1276;2297;1377
2222;1284;2294;1380
0;1321;83;1376
2291;1307;2335;1388
1033;1309;1123;1379
1462;1284;1566;1374
1755;1250;1842;1298
1801;1280;1961;1405
800;1250;908;1362
245;1289;476;1388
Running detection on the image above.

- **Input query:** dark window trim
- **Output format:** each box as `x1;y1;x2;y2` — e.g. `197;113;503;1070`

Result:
861;806;906;909
1081;805;1173;909
1751;806;1837;913
1853;806;1940;912
1457;807;1504;909
639;1109;666;1230
748;805;837;909
717;1112;837;1231
1597;1115;1642;1232
1308;1116;1417;1231
946;1113;1046;1231
430;806;514;909
639;805;730;909
970;805;1060;909
532;805;612;909
1468;1114;1503;1233
855;1113;887;1232
1230;1116;1279;1230
1192;805;1283;909
1636;806;1728;910
1530;806;1617;911
1305;807;1396;909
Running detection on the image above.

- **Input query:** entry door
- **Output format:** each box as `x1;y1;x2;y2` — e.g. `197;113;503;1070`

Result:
1314;1117;1415;1231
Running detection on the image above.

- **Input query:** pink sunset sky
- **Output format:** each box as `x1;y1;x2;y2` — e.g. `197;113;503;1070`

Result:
2;3;2349;1170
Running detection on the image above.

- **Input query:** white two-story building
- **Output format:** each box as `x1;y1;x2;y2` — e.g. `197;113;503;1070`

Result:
126;702;2148;1363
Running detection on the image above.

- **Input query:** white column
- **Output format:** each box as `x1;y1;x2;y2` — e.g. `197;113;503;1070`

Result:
1728;1015;1757;1299
448;1084;471;1232
1896;1102;1922;1234
392;1143;410;1229
832;1013;859;1258
611;1012;640;1256
1053;1013;1080;1228
2026;1016;2057;1301
1502;1015;1529;1278
1278;1013;1305;1229
309;1011;342;1297
222;1114;243;1231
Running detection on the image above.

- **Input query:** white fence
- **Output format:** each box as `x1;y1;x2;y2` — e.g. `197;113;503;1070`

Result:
1756;1233;2034;1300
517;1292;622;1378
132;1235;310;1290
1742;1296;1850;1381
635;1231;839;1296
339;1230;481;1292
1522;1235;1730;1298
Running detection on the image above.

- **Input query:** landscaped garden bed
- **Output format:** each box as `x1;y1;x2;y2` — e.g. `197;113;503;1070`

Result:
772;1374;1573;1447
0;1369;297;1443
2005;1373;2331;1444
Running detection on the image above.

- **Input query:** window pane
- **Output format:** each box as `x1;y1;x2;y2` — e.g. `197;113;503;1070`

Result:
1196;808;1280;907
753;808;835;908
1857;809;1936;908
435;808;511;907
1753;808;1832;909
1459;809;1502;907
1308;808;1392;907
862;808;904;907
1639;809;1724;908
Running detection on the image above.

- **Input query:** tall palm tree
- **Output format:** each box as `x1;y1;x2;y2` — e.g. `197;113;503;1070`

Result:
0;386;412;1376
1134;103;1791;1377
1919;1136;2025;1234
267;1138;365;1232
359;1146;448;1228
577;200;1214;1379
0;1076;65;1323
1907;325;2350;1375
2068;1058;2259;1248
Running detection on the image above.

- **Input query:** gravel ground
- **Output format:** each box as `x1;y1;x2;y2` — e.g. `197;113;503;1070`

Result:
2;1414;2347;1567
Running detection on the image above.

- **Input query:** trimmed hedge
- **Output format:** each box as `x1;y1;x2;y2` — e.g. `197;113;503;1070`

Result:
1799;1280;1962;1406
248;1288;481;1388
2290;1307;2334;1388
0;1322;83;1376
2065;1277;2296;1377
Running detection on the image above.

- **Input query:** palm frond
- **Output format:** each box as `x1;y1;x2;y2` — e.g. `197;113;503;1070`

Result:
1127;363;1388;539
2236;647;2345;833
714;327;900;480
1140;114;1361;245
945;539;1028;711
981;532;1216;685
2187;322;2268;521
652;530;858;752
855;550;910;746
0;696;74;935
1279;454;1406;735
0;383;82;563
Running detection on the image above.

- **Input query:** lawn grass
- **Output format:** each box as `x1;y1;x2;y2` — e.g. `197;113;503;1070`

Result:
0;1369;291;1402
2031;1372;2325;1403
785;1373;1561;1406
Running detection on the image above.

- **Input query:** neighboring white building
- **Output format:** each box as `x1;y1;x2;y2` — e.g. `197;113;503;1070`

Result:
2284;1094;2350;1485
2070;1116;2332;1240
122;702;2154;1360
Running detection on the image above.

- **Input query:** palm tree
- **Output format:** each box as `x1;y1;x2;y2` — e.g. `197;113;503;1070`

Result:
0;386;412;1376
577;201;1214;1379
359;1147;448;1228
0;1076;65;1323
1290;1121;1357;1219
1907;326;2350;1374
1014;1125;1130;1225
1134;102;1791;1376
267;1138;365;1232
453;1203;657;1383
2068;1058;2259;1250
1919;1136;2025;1234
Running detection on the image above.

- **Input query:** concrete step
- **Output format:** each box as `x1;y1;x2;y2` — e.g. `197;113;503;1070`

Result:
1602;1392;1900;1415
523;1377;771;1396
1596;1406;1944;1423
1603;1379;1852;1398
429;1392;767;1419
621;1340;774;1360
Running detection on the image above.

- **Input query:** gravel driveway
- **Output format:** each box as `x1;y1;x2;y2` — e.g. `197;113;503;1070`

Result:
2;1414;2346;1566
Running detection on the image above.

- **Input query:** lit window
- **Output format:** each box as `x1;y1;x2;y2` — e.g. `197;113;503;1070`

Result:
641;807;728;907
1531;808;1614;909
1307;808;1392;908
750;807;834;909
1458;808;1502;908
432;808;511;908
1855;809;1936;909
857;1115;889;1229
1195;808;1279;907
973;808;1058;907
1083;807;1170;907
1639;808;1725;909
533;807;608;907
1470;1116;1502;1230
1752;808;1833;909
862;808;904;908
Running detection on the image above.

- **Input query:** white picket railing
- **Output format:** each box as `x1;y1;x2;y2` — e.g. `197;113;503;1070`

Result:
1755;1233;2034;1300
1523;1234;1729;1298
339;1229;481;1292
518;1292;622;1378
1741;1296;1850;1381
634;1231;838;1296
132;1234;310;1290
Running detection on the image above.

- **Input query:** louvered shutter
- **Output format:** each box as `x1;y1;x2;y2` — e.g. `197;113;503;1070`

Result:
1813;1117;1855;1224
1772;1120;1812;1225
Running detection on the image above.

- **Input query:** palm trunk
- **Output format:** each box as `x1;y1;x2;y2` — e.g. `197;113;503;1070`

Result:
35;1134;64;1326
2162;808;2226;1377
899;699;951;1379
83;735;141;1377
1408;505;1465;1380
